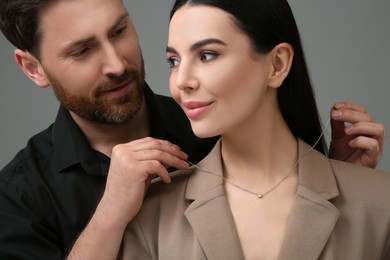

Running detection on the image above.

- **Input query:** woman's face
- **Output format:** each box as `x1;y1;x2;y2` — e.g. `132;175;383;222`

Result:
167;5;275;138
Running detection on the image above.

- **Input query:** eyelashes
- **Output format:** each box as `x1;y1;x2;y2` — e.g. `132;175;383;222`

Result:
200;51;219;62
166;51;220;69
166;57;179;69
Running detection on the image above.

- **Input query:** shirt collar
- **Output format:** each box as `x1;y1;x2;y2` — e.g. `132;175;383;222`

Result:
52;105;107;176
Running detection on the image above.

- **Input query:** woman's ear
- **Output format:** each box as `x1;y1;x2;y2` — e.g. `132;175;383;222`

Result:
14;49;50;88
268;43;294;89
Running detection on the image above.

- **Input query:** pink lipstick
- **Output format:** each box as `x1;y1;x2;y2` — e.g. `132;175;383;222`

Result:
182;100;213;120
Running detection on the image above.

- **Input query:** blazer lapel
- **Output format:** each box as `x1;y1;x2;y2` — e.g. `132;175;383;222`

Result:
184;140;245;260
183;139;340;259
279;140;340;259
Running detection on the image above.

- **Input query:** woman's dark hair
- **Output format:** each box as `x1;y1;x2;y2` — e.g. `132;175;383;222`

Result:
170;0;328;155
0;0;54;59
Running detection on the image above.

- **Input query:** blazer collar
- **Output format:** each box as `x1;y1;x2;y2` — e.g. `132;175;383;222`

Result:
184;139;340;259
278;140;340;259
184;139;245;259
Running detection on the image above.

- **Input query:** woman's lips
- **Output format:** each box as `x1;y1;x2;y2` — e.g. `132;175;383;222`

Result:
182;100;214;119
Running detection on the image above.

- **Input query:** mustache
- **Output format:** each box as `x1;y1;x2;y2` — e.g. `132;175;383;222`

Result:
95;69;138;96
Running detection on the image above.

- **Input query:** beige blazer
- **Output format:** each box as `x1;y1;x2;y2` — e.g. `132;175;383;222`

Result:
119;140;390;260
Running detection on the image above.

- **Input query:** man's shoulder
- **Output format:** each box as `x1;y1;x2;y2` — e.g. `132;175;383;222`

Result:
146;90;189;127
0;125;54;182
154;93;184;114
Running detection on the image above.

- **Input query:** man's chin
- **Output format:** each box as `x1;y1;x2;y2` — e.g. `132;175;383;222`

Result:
89;98;144;125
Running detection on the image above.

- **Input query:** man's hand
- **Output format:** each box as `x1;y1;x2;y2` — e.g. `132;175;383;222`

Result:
101;137;189;227
67;137;189;260
329;102;385;168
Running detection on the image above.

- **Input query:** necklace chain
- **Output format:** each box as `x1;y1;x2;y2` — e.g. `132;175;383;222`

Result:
187;120;330;199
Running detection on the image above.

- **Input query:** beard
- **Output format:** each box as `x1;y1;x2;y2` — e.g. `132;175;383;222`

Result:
45;61;145;125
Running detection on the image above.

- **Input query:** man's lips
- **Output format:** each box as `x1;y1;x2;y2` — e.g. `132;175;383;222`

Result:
182;100;214;119
103;79;133;97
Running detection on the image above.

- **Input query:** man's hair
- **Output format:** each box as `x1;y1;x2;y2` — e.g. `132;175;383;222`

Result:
0;0;54;58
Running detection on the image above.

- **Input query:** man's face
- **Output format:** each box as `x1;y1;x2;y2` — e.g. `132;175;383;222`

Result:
37;0;145;124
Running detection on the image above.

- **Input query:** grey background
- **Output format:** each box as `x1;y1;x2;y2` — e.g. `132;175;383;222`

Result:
0;0;389;171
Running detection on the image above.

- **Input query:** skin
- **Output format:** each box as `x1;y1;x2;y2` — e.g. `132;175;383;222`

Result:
15;0;147;155
330;102;385;167
167;5;386;259
167;7;277;138
7;0;385;259
21;3;144;122
15;0;188;259
168;5;299;259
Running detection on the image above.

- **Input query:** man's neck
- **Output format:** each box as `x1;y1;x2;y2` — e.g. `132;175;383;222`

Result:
70;101;150;157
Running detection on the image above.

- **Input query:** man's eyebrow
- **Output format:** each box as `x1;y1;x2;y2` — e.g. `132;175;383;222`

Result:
166;38;227;54
61;13;130;53
108;12;130;34
62;36;95;54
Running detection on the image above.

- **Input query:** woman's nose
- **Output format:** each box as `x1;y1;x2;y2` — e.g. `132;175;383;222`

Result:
174;62;199;92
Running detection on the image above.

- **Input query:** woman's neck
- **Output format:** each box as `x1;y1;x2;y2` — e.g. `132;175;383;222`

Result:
220;109;298;189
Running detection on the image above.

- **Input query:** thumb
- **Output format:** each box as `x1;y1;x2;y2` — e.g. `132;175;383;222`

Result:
331;107;346;139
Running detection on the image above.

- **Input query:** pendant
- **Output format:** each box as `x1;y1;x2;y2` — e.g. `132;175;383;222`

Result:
257;194;263;198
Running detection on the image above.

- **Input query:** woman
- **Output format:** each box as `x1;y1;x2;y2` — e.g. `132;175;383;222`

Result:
120;0;390;259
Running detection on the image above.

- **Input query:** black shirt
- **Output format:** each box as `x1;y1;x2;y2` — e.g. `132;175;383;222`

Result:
0;84;217;259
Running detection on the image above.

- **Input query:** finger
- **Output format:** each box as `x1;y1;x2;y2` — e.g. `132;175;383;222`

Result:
133;138;188;160
125;136;162;145
346;122;385;153
120;137;188;160
345;122;385;138
333;102;367;113
331;108;372;124
349;136;380;152
138;149;189;170
137;138;183;151
348;136;381;167
141;160;172;183
331;107;347;139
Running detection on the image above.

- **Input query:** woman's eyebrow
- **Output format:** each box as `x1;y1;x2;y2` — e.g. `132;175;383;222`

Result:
166;38;227;54
189;38;227;51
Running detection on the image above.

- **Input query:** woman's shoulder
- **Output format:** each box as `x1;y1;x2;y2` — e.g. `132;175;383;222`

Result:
136;167;197;219
329;160;390;207
330;159;390;184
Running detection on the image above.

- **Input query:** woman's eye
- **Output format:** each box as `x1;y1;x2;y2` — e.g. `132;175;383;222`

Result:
200;52;218;62
166;57;180;68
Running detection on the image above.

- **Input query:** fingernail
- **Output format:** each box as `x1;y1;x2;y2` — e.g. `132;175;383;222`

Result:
332;110;342;118
334;102;345;109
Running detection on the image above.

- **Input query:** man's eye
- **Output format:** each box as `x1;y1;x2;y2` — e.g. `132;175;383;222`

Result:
200;52;218;62
70;48;90;59
114;26;128;37
166;57;180;68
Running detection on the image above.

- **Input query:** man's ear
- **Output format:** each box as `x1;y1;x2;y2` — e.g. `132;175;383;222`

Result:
268;43;294;89
14;49;50;88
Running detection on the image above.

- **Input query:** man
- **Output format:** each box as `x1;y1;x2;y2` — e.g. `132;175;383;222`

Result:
0;0;384;259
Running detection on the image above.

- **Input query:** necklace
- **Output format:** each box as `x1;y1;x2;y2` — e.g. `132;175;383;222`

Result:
187;120;330;199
